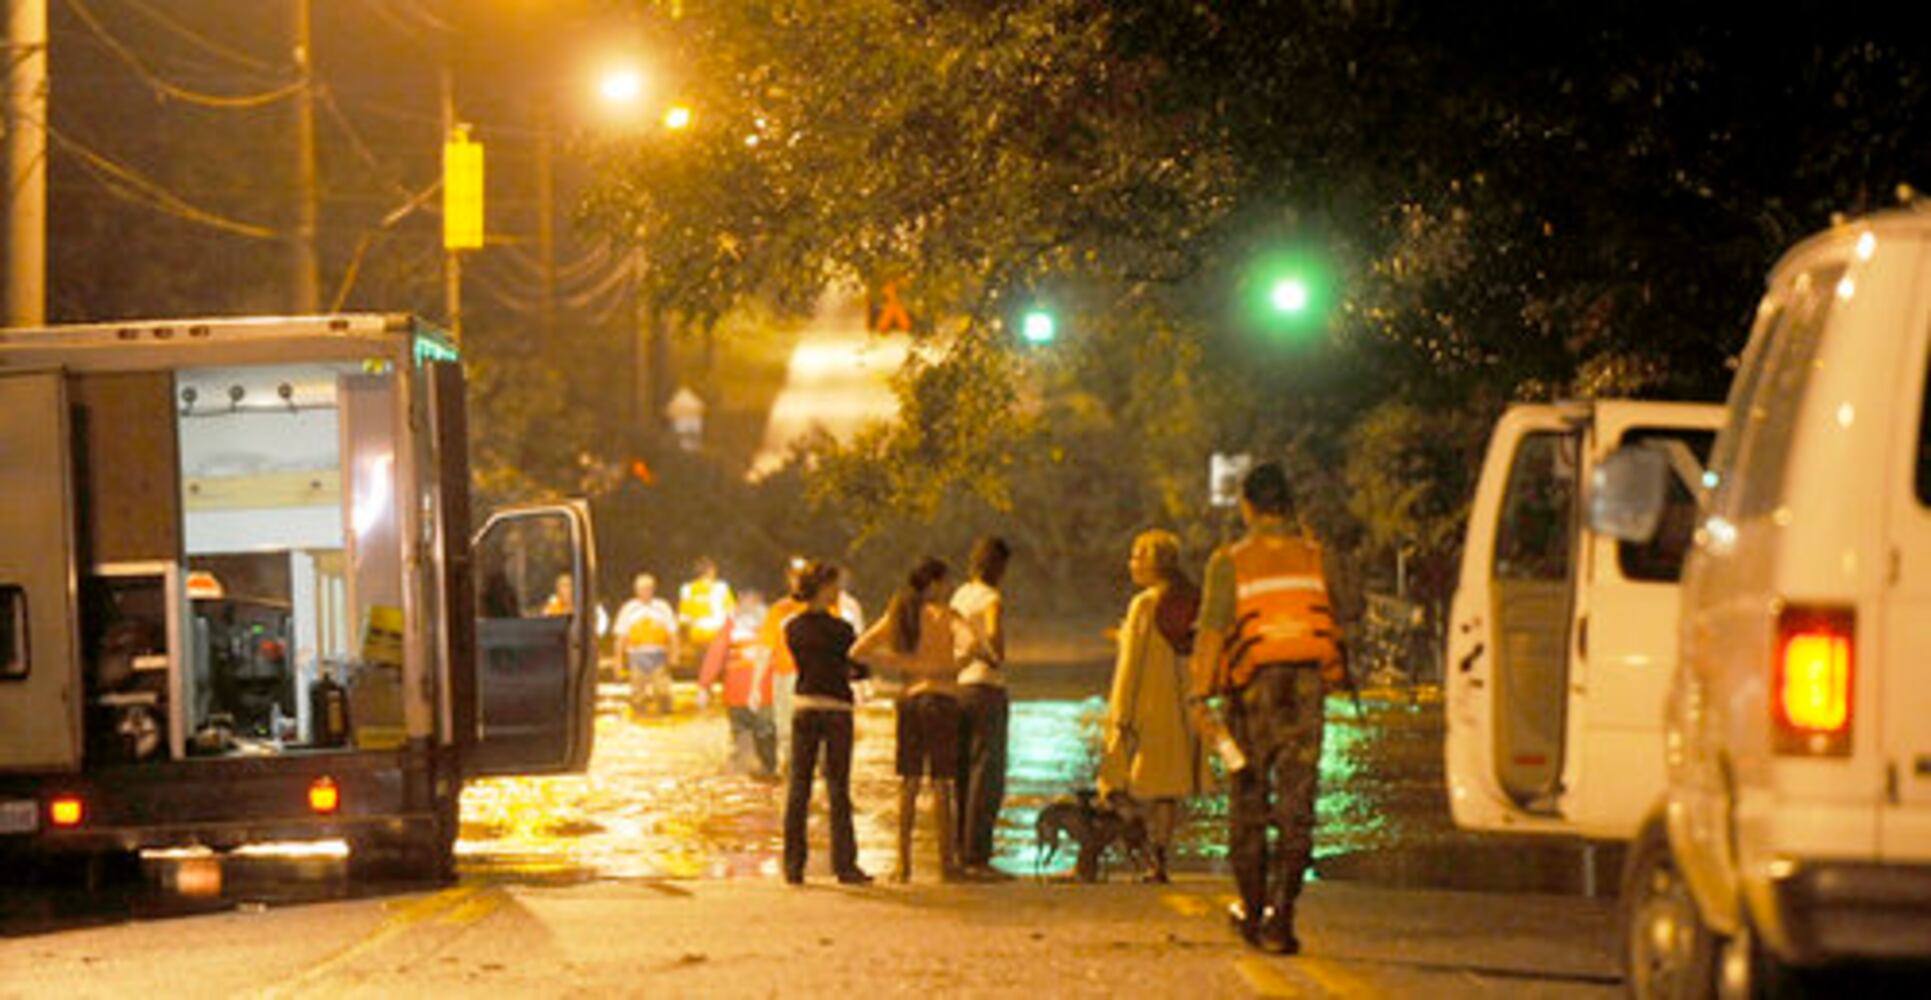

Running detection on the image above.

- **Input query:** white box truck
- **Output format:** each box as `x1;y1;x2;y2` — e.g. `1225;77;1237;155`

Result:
0;314;599;881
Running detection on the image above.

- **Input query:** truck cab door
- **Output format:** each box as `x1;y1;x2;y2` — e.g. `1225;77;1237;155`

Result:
465;502;598;777
0;371;83;773
1447;404;1584;833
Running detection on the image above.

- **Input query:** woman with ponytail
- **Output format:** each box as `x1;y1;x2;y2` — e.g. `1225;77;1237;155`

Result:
851;556;986;882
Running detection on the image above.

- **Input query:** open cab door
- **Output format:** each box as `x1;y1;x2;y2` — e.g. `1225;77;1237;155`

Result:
465;502;597;777
0;371;82;776
1446;404;1585;834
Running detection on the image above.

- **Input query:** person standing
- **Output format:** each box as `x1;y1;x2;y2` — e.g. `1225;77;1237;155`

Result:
613;573;680;715
678;557;736;665
699;592;776;778
1098;530;1208;884
760;558;810;768
851;557;982;882
1189;462;1341;955
781;561;873;885
951;536;1011;880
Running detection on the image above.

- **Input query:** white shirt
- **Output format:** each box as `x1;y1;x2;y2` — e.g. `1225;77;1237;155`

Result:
950;580;1003;687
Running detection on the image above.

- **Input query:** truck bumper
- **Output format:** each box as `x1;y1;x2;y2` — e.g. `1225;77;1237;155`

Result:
1761;861;1931;962
0;745;448;855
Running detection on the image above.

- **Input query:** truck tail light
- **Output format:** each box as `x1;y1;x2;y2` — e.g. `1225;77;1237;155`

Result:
1773;607;1854;756
49;795;85;827
308;777;340;815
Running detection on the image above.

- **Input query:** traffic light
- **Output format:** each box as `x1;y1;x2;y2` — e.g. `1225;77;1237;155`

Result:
1020;307;1057;345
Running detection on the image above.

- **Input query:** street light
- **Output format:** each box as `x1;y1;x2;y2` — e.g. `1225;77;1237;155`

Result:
663;104;693;131
598;68;645;106
1269;277;1310;315
1020;307;1057;345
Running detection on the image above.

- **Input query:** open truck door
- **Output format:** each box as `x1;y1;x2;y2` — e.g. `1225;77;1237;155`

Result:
1446;404;1583;833
0;371;83;778
465;502;598;777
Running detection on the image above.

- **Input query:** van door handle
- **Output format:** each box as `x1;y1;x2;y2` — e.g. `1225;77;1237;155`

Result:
1577;616;1588;661
1458;642;1485;674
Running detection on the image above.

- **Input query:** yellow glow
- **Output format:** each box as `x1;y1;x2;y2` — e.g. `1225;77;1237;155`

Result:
663;104;693;130
1780;632;1850;732
309;777;341;814
49;797;84;826
599;69;644;105
1835;276;1856;300
1855;231;1877;260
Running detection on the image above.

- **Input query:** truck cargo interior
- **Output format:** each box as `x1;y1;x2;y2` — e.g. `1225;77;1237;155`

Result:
75;361;409;764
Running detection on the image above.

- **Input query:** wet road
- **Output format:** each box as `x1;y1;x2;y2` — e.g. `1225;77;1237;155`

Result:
0;654;1646;998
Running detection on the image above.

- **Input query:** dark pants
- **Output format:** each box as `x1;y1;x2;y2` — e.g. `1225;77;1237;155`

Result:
1228;664;1326;933
729;706;777;776
955;683;1010;868
784;709;858;878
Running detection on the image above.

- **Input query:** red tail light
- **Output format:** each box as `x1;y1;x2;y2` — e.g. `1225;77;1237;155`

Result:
1773;607;1854;756
49;795;85;827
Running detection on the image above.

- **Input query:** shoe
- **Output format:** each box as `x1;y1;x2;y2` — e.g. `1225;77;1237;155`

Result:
1257;925;1300;955
783;872;804;885
1227;901;1261;948
891;866;912;884
835;869;874;885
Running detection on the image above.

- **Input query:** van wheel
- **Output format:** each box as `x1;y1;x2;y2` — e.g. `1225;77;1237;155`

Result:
1622;817;1721;999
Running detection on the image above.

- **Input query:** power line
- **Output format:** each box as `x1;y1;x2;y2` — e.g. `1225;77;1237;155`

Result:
112;0;284;75
62;0;304;109
42;118;282;240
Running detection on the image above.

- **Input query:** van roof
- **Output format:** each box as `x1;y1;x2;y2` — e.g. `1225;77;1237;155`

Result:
1772;205;1931;282
0;313;456;372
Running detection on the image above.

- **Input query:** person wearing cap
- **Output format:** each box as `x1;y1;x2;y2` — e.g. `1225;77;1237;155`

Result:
1188;461;1343;955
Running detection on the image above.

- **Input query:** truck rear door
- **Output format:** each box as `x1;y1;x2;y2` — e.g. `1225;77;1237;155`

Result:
1446;404;1583;832
465;502;598;776
0;371;83;775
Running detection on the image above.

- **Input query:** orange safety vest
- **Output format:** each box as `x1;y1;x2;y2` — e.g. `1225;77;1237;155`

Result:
1222;532;1339;689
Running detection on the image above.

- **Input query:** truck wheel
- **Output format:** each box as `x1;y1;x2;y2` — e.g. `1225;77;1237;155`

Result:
1622;817;1721;999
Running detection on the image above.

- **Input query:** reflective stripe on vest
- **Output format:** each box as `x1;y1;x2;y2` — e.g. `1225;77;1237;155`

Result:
1226;533;1337;685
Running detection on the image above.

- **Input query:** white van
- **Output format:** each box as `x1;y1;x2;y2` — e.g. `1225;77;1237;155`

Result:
1446;400;1722;841
1598;208;1931;993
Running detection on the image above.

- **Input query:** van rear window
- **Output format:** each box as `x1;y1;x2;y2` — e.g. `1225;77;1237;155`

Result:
0;586;24;680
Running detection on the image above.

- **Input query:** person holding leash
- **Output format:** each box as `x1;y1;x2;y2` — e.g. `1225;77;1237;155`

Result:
951;535;1012;881
1189;462;1343;955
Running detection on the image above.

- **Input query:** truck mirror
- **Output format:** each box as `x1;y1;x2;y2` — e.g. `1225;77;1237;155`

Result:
1589;446;1670;543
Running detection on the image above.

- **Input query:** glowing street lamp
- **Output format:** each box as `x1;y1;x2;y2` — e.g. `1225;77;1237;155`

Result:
1020;307;1057;345
1269;277;1310;315
598;68;645;106
663;104;693;131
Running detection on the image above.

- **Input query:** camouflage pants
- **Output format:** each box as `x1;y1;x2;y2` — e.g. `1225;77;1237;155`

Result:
1227;663;1325;931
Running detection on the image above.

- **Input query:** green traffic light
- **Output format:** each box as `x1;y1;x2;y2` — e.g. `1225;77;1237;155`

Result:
1021;309;1056;344
1269;278;1311;315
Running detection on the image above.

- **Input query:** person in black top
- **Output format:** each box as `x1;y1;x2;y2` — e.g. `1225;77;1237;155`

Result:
781;560;873;885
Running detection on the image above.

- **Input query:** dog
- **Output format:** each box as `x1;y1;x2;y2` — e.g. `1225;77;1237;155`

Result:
1034;789;1152;882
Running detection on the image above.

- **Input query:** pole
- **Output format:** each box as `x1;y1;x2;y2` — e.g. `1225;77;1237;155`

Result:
290;0;319;312
4;0;46;326
440;63;462;343
536;95;556;344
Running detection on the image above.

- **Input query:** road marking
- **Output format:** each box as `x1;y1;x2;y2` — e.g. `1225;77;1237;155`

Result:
257;884;477;998
437;886;507;927
1292;957;1376;996
1162;892;1210;917
1235;956;1304;996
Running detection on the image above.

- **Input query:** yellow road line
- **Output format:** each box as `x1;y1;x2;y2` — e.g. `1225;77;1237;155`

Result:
257;884;478;999
437;886;507;927
1162;892;1211;918
1236;956;1304;997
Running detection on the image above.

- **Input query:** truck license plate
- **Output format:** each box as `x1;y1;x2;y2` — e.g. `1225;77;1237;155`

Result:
0;799;37;834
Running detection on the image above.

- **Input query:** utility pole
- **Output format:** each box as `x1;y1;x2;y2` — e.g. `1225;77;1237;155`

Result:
440;63;462;343
290;0;319;312
535;94;556;343
4;0;47;326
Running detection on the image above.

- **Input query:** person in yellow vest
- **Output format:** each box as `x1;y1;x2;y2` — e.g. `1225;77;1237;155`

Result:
614;573;680;715
1189;462;1343;956
678;557;736;664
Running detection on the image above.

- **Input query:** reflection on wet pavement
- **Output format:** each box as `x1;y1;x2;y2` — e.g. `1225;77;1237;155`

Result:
457;682;1477;885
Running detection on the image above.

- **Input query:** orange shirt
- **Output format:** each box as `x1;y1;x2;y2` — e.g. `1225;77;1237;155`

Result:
760;596;808;677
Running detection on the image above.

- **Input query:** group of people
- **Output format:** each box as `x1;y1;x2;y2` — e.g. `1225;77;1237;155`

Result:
603;460;1338;954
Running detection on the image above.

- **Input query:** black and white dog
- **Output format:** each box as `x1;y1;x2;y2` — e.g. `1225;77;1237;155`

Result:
1034;789;1151;882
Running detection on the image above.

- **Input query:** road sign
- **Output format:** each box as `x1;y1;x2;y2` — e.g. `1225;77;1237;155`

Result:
871;282;911;333
443;128;484;251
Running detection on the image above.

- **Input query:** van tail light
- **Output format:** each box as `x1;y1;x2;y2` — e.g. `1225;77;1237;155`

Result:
1772;607;1854;756
48;795;85;827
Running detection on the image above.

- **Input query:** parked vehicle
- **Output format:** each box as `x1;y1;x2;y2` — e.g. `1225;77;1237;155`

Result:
0;314;599;881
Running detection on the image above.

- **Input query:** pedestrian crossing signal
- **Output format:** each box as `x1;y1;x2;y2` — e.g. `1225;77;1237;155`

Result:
870;282;912;333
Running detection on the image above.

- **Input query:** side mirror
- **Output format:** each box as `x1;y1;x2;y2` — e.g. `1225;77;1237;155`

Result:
1589;446;1669;543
